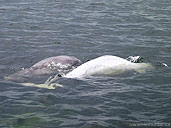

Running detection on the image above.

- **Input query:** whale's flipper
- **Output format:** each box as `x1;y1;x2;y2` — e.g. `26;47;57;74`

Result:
19;74;64;89
21;82;63;89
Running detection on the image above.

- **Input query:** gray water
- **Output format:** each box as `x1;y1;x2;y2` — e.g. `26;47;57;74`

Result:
0;0;171;128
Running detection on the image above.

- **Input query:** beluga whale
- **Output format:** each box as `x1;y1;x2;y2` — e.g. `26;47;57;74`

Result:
4;55;81;89
63;55;154;79
46;55;154;87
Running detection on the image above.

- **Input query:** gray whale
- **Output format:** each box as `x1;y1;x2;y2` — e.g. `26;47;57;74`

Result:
4;55;81;83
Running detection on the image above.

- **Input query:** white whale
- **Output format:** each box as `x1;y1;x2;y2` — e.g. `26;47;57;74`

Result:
64;55;154;79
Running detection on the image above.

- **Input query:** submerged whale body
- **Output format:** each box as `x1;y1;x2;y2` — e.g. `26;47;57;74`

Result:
65;55;154;79
4;55;81;83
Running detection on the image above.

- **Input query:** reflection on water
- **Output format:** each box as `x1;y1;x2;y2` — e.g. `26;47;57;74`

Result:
0;0;171;127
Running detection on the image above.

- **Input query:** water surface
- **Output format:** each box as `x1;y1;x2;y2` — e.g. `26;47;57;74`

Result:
0;0;171;127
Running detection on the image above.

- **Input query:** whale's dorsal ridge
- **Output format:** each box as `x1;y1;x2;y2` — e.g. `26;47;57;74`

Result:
65;55;154;79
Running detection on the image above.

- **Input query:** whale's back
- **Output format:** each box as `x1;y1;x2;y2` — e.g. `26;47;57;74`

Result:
65;55;154;78
4;55;81;83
